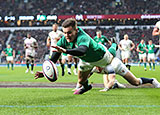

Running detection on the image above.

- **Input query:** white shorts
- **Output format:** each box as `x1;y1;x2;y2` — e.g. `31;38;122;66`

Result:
121;51;130;60
6;56;13;61
91;57;129;76
148;53;155;60
139;53;146;60
25;49;36;58
78;50;113;72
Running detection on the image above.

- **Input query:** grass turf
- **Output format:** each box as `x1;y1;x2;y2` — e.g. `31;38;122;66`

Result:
0;65;160;115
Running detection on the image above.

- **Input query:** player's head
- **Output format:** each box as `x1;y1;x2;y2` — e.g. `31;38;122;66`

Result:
27;33;31;39
140;39;144;44
148;40;152;45
52;23;58;32
124;34;128;40
7;44;11;48
96;30;102;38
62;18;78;42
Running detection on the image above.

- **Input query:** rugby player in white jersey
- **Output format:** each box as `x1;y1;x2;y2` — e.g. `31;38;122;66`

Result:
152;21;160;36
46;23;66;76
24;33;38;74
119;34;135;70
35;18;160;95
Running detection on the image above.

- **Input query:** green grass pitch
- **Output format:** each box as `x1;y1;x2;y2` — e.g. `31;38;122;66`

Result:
0;65;160;115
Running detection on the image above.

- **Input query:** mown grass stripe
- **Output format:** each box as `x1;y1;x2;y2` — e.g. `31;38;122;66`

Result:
0;105;160;108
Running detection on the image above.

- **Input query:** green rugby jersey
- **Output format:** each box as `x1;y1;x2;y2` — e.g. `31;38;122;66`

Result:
57;27;106;62
138;43;146;54
147;44;155;54
93;35;109;45
3;48;14;56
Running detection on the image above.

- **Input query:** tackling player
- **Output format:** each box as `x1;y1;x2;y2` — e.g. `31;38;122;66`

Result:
24;33;38;74
2;44;15;70
119;34;135;70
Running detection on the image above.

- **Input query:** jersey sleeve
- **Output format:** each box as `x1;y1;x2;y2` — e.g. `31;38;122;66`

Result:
78;36;90;47
103;36;109;42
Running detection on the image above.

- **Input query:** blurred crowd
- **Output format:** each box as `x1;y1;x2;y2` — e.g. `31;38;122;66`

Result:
1;27;159;63
0;0;160;26
0;0;160;16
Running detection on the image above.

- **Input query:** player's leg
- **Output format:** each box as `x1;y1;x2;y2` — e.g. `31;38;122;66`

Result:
30;58;34;74
73;61;93;94
61;54;67;76
73;57;78;75
11;60;14;70
67;55;72;75
25;58;30;73
143;54;147;71
112;57;160;88
148;56;152;70
152;59;155;70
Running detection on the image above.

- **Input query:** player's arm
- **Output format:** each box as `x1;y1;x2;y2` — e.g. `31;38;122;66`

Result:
52;45;88;56
13;50;15;58
104;36;112;45
155;45;160;47
136;46;143;53
33;41;38;49
118;43;124;51
130;42;135;51
46;37;51;47
2;50;7;56
152;27;160;36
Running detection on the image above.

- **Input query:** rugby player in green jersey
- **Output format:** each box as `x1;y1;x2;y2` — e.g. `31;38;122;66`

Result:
137;39;147;71
147;40;160;70
35;18;160;94
2;45;15;70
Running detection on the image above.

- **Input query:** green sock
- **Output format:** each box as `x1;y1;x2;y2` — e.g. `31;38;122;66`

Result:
144;63;147;68
108;43;117;57
149;63;152;69
153;63;155;69
11;63;14;70
7;63;9;69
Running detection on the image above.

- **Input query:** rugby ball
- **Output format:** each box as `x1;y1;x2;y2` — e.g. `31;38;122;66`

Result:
155;21;160;29
42;60;58;82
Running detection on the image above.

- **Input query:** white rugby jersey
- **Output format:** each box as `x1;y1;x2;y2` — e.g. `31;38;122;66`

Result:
24;37;37;50
119;39;133;51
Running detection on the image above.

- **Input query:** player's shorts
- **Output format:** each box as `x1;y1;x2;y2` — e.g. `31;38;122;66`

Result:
139;53;146;60
121;51;130;60
25;49;36;59
6;56;13;61
147;53;155;60
78;49;113;72
91;57;129;76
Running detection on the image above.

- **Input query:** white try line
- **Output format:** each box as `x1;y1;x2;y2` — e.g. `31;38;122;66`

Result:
0;105;160;108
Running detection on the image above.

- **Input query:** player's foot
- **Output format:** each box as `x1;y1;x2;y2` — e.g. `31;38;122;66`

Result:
144;68;147;71
153;69;155;71
25;69;29;73
99;87;109;92
149;68;152;71
73;85;92;95
73;69;78;75
68;69;71;75
152;78;160;88
30;71;34;74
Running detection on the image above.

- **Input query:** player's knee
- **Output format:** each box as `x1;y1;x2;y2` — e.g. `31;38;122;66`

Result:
130;80;140;86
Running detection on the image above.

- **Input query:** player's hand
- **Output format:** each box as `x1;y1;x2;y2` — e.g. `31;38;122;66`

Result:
51;46;67;53
34;71;44;79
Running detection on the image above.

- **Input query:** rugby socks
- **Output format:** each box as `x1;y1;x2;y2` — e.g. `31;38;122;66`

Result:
153;63;155;70
7;63;9;69
149;63;152;70
140;77;153;84
67;62;72;75
144;63;147;69
31;64;34;71
26;63;29;69
11;63;14;70
61;64;65;76
74;62;77;69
